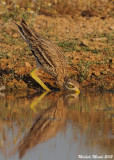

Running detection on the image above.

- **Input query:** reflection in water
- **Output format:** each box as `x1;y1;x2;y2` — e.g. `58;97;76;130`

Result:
0;91;113;160
19;92;68;158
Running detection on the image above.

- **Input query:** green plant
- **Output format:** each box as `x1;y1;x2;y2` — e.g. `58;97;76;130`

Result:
58;40;78;52
77;61;91;82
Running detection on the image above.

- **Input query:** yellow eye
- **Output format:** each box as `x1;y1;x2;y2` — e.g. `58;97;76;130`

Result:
68;84;74;88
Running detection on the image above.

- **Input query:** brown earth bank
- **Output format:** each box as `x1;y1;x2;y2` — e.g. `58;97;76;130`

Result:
0;1;114;92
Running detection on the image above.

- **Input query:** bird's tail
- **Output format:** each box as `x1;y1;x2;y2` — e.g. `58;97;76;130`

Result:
11;19;34;45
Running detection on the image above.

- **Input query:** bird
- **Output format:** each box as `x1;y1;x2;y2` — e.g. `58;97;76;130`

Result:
12;19;80;93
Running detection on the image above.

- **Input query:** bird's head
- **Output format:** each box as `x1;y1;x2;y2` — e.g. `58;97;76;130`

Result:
64;79;80;93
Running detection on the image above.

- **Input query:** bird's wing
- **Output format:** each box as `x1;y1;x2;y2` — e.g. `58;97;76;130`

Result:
12;19;66;84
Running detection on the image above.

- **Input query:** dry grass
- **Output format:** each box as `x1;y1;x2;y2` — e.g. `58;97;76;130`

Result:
0;0;113;21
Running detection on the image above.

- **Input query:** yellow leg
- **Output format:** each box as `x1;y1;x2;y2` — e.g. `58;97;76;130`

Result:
30;68;51;92
30;91;49;112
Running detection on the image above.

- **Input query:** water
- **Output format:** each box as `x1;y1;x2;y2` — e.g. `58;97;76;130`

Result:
0;91;113;160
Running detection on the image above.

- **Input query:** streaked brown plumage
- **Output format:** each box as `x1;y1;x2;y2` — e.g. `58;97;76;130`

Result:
19;92;67;158
12;19;80;92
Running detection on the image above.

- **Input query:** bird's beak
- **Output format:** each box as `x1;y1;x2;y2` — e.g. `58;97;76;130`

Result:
75;89;80;94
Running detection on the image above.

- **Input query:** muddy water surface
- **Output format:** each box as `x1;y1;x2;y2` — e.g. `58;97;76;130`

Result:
0;91;113;160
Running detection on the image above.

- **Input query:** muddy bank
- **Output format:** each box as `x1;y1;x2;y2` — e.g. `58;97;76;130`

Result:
0;11;113;91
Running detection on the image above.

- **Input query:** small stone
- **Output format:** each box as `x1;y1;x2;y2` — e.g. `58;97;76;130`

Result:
81;40;89;47
106;69;110;71
109;26;114;30
13;33;19;38
94;71;100;76
93;37;107;41
111;64;114;69
102;71;107;75
25;62;32;68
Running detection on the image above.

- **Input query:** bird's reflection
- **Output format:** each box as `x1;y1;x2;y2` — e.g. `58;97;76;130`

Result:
0;91;113;159
18;91;79;158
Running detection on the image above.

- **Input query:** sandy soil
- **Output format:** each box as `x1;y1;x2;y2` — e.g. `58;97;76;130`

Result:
0;14;113;91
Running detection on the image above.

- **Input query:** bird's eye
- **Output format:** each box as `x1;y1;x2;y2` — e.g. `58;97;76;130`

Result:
68;84;74;88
